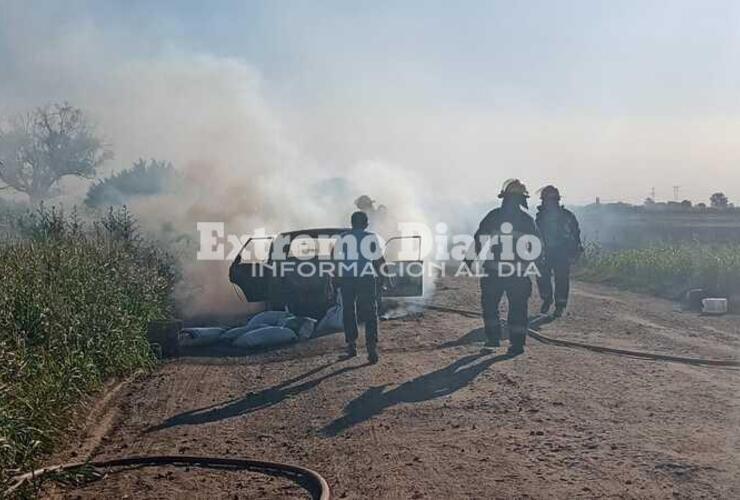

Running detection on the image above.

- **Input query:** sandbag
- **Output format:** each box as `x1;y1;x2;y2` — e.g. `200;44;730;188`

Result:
315;293;344;334
245;310;294;331
179;327;225;347
232;326;297;349
229;312;315;343
220;325;251;341
286;316;317;340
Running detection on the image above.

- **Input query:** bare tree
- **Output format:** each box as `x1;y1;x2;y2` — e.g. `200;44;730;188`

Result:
0;103;112;203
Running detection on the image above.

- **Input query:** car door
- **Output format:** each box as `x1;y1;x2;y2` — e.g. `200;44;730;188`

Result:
228;236;274;302
381;235;424;297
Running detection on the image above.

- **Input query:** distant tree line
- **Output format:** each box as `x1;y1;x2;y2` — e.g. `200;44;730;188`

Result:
641;191;734;211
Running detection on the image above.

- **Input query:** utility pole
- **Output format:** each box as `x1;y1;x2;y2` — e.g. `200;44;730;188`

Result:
673;185;680;201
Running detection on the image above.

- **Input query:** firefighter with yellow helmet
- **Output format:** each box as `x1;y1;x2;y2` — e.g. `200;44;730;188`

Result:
471;179;540;355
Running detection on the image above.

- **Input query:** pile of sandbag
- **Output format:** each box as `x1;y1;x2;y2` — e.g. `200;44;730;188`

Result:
179;300;345;351
225;310;317;349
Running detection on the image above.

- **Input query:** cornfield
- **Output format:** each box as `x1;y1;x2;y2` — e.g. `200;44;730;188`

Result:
577;242;740;297
0;206;177;489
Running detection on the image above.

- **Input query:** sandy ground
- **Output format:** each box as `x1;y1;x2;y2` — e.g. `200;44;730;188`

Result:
43;276;740;499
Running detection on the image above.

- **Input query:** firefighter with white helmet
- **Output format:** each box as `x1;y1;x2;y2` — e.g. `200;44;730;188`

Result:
471;179;540;355
354;195;375;211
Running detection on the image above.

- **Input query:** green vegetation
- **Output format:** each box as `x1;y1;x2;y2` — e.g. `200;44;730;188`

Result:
0;206;177;488
85;159;179;208
577;243;740;297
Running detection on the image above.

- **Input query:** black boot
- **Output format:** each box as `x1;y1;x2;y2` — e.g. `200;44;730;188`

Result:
507;326;526;356
485;337;501;348
367;344;379;364
346;342;357;358
484;324;502;348
540;299;553;315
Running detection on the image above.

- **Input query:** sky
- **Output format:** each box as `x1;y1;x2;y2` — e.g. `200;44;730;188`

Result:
1;0;740;206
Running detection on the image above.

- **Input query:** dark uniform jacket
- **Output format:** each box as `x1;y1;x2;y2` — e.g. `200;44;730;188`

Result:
474;204;540;269
535;206;582;258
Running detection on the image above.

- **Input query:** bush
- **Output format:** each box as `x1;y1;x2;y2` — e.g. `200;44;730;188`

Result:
85;159;179;208
577;242;740;297
0;205;177;487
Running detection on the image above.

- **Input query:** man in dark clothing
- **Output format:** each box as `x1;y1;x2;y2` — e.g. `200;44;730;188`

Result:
472;179;541;355
535;185;583;318
335;211;384;364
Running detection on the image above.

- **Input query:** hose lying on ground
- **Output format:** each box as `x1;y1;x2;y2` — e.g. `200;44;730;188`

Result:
6;455;331;500
424;304;740;368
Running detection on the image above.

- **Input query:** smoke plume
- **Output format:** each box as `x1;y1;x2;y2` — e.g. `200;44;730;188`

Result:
0;8;433;315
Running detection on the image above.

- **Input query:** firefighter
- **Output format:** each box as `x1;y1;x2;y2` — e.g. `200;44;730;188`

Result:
354;194;389;235
355;194;376;212
472;179;540;355
535;185;583;318
335;211;384;364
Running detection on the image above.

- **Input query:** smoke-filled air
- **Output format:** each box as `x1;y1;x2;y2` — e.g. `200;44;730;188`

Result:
3;2;740;498
3;2;740;316
1;3;437;315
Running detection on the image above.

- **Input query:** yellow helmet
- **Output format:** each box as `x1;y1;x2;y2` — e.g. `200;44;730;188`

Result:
498;178;529;199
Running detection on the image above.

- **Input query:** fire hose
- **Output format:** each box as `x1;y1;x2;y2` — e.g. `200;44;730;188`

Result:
424;304;740;368
6;455;331;499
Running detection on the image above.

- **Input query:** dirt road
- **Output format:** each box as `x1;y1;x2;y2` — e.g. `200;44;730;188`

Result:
48;277;740;499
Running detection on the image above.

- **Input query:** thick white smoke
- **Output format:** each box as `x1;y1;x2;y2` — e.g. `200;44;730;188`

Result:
0;11;434;316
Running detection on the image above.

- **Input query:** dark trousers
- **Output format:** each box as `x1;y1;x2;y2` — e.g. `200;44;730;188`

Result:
480;275;531;346
537;251;571;308
340;277;379;348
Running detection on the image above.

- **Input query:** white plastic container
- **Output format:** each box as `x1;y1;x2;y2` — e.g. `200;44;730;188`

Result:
702;298;728;315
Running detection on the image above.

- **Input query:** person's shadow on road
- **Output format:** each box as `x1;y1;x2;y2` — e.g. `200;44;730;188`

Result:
148;359;367;432
438;313;554;350
321;351;515;436
437;327;486;348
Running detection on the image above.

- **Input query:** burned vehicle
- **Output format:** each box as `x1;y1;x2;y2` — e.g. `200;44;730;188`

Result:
229;228;423;319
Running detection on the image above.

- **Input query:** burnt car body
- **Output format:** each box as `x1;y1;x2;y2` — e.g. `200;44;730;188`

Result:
229;228;423;319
